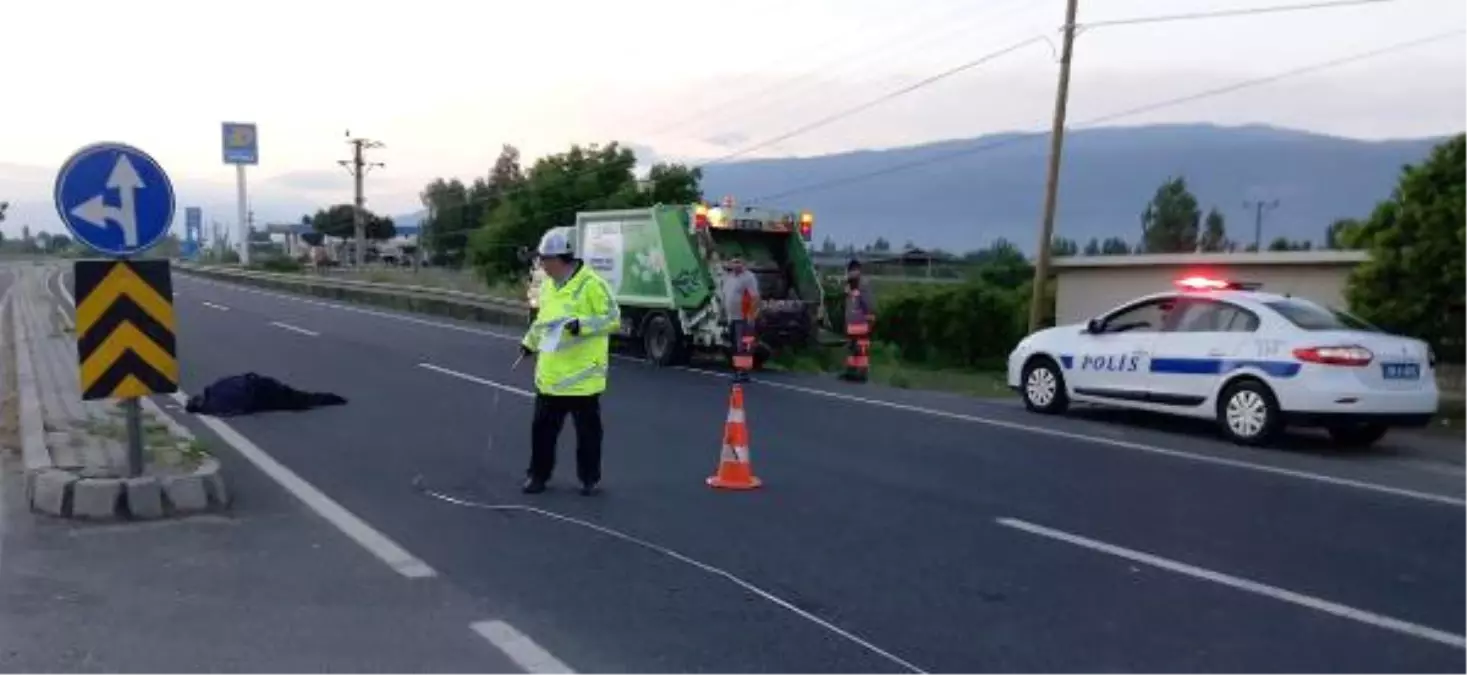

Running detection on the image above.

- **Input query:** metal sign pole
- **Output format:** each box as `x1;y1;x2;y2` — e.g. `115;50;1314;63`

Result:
124;397;144;477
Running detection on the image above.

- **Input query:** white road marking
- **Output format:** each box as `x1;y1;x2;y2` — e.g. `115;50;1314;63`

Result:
168;391;436;579
269;321;320;337
201;301;230;311
750;380;1466;508
471;620;575;674
997;517;1467;650
428;489;925;673
418;362;534;398
179;272;1464;508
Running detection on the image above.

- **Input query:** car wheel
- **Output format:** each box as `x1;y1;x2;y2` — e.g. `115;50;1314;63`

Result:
1326;422;1389;448
1021;358;1069;414
1217;379;1281;446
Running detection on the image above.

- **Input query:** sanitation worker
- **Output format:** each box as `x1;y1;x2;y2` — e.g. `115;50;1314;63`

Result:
840;258;876;383
721;256;761;383
518;228;619;496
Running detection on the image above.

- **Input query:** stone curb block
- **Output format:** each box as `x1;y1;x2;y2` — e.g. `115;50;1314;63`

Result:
162;474;210;514
125;477;165;520
26;456;231;520
72;478;123;520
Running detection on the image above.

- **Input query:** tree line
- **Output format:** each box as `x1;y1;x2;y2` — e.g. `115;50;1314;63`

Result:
414;133;1463;367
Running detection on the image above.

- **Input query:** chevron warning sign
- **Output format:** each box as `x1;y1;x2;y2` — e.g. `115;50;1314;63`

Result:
74;259;179;401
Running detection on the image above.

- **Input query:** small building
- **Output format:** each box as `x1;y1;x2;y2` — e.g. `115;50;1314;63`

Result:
1052;250;1371;325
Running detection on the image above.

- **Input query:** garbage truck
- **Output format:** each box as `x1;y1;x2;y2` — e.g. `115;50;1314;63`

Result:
524;201;826;367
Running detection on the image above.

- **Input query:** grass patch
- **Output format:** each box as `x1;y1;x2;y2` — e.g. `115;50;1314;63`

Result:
766;341;1013;399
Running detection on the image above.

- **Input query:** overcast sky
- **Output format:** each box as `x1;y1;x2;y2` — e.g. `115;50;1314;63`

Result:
1;0;1462;219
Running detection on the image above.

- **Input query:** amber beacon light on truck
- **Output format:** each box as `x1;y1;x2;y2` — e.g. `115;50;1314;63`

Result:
690;198;814;242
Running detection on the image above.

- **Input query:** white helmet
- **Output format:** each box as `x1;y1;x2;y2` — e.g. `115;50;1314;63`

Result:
536;227;574;257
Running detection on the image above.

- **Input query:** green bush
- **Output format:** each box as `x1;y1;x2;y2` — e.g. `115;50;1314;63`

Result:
255;257;304;274
822;277;1028;370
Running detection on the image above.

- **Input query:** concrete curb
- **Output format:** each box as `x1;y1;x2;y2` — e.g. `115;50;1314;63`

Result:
14;273;49;475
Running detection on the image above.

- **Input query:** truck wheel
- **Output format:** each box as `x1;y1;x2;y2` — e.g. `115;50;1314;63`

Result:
642;312;687;367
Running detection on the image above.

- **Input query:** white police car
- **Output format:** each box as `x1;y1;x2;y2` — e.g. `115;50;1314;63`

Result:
1007;277;1440;447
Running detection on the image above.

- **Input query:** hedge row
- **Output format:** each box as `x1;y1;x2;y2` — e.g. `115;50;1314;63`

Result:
819;278;1042;371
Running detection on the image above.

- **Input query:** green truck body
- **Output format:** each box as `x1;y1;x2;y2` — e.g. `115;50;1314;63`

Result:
534;203;826;366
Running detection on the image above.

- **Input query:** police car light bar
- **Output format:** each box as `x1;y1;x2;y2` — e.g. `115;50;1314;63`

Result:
1174;276;1262;291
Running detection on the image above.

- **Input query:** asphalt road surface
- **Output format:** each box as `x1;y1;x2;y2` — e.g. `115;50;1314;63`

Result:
58;267;1467;672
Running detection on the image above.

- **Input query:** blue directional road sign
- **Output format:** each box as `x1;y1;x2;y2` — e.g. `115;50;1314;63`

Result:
221;122;259;165
54;142;176;257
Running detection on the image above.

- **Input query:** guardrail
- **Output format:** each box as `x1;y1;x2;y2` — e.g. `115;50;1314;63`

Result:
174;263;532;325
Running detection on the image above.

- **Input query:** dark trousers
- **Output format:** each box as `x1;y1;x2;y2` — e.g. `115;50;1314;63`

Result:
529;393;603;485
729;320;753;382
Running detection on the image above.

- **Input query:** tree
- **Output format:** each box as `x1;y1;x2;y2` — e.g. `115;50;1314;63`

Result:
1140;177;1202;253
1324;218;1365;250
0;201;8;224
468;141;701;280
1266;237;1312;251
820;236;838;255
902;240;917;252
1082;238;1101;256
1199;207;1229;252
1099;237;1132;255
311;204;396;240
872;237;892;253
1050;236;1078;258
1346;134;1466;362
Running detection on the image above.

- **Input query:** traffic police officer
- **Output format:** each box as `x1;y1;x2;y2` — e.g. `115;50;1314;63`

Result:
519;228;620;495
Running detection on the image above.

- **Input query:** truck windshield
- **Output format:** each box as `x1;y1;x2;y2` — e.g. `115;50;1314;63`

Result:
1264;299;1379;332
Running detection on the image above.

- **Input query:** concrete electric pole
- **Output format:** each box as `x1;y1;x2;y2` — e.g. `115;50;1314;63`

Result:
1026;0;1080;333
340;131;385;267
1245;198;1280;251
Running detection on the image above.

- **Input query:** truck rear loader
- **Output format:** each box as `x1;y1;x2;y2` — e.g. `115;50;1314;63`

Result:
527;201;827;368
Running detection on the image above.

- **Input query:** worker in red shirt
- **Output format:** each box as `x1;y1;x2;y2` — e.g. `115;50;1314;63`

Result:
721;256;760;383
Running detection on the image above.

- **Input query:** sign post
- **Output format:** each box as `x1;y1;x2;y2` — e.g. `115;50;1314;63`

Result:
221;122;259;265
183;206;202;260
54;142;179;478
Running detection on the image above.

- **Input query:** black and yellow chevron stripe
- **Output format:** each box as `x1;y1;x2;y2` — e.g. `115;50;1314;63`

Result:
74;260;179;401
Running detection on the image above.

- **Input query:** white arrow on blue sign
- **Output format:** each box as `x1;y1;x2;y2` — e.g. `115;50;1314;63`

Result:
53;142;176;257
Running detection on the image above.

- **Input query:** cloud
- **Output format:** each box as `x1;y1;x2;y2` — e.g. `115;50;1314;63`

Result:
263;169;351;192
703;132;750;148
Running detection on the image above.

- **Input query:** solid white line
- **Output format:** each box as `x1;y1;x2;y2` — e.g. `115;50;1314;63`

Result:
471;620;575;674
418;362;534;398
182;272;1464;508
269;321;320;337
996;517;1467;650
201;301;230;311
429;490;925;673
753;380;1466;508
168;391;437;579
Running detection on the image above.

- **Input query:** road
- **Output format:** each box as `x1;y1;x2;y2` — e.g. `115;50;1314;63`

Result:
59;267;1467;672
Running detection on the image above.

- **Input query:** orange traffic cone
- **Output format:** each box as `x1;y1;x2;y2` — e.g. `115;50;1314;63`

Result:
707;384;762;490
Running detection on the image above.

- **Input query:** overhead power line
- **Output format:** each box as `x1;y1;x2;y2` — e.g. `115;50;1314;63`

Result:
1079;0;1413;29
702;35;1049;166
750;28;1466;205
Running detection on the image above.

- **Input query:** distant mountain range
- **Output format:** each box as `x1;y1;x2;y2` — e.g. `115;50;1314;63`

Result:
4;124;1448;254
694;124;1449;253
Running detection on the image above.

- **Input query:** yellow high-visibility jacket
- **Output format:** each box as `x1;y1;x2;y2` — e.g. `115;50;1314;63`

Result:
521;262;619;396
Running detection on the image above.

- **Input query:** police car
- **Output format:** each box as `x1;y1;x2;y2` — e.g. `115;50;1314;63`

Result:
1007;276;1440;447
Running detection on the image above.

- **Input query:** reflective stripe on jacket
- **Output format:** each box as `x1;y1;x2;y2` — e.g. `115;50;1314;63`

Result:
521;262;619;396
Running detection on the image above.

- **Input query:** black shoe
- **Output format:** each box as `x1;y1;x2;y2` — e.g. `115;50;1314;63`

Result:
521;478;547;494
579;483;599;496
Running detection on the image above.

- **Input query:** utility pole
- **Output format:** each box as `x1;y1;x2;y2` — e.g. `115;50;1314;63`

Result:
1027;0;1080;333
1245;198;1280;250
340;131;385;267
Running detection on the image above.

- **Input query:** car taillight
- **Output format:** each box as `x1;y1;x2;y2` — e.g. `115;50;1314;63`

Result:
1293;345;1374;366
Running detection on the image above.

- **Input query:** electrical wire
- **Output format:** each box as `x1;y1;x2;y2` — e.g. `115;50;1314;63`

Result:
748;28;1466;204
1079;0;1414;29
701;35;1049;166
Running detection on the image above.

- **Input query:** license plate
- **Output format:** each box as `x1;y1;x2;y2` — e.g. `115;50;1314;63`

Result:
1381;362;1420;380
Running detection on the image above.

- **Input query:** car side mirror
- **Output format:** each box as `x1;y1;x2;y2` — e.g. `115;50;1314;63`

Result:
1084;318;1103;334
